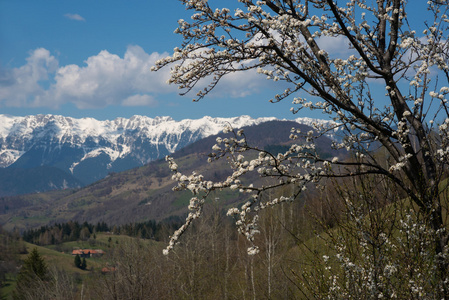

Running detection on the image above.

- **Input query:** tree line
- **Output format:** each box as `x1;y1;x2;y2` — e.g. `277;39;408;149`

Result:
21;217;185;246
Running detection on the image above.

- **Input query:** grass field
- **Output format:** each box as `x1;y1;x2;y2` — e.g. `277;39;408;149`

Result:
0;233;158;299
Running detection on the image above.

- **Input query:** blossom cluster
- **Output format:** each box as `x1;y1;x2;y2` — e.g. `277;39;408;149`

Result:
162;124;344;255
319;194;449;298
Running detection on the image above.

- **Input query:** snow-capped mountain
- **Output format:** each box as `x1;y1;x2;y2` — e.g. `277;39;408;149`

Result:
0;114;338;186
0;114;284;184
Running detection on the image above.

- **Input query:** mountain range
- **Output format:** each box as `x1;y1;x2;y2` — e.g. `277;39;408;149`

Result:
0;114;337;196
0;119;344;231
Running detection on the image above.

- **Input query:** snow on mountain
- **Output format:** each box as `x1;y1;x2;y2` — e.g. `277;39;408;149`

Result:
295;117;342;139
0;114;276;164
294;117;335;128
0;114;333;185
0;149;25;168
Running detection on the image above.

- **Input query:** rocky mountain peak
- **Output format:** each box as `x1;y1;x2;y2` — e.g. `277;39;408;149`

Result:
0;114;337;186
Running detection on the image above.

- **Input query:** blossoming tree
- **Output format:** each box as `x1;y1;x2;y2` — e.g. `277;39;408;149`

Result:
153;0;449;294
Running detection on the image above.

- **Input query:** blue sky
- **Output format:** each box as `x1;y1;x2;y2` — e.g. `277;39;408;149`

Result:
0;0;297;121
0;1;428;121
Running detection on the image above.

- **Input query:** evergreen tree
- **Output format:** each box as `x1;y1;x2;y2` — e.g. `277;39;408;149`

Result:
81;257;87;270
13;248;48;300
74;254;81;269
19;248;48;280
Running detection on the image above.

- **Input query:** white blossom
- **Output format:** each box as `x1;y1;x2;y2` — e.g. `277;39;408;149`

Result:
155;5;449;292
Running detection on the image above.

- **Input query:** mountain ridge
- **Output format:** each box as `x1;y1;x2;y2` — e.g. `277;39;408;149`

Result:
0;114;338;194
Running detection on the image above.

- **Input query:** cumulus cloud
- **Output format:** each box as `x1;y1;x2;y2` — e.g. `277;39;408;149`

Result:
0;48;58;107
122;94;157;107
64;13;85;21
0;46;179;109
0;45;273;110
50;45;176;108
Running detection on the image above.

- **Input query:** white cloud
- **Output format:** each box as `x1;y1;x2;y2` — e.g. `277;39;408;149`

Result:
0;45;271;110
0;45;177;109
122;94;157;107
50;45;174;108
0;48;58;107
64;13;85;21
316;35;354;58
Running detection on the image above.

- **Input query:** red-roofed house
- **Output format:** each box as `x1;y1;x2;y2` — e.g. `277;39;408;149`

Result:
72;249;104;258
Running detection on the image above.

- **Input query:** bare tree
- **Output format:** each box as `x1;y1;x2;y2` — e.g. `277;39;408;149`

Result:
153;0;449;296
92;239;161;300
